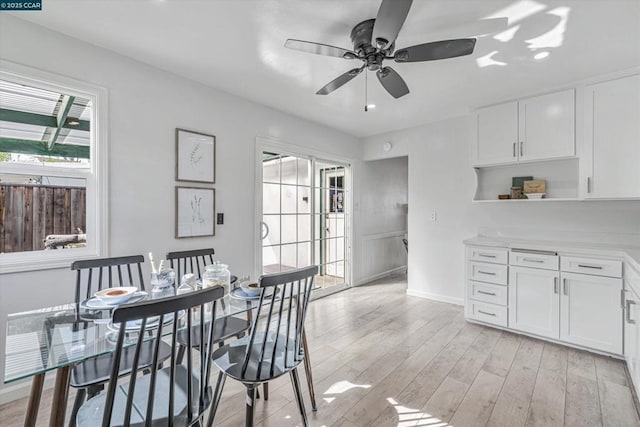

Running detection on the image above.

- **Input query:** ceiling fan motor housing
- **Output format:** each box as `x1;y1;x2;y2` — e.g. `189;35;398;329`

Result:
350;19;394;71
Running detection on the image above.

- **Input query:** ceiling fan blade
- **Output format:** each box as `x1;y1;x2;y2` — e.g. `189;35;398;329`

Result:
285;39;357;59
376;67;409;99
372;0;413;49
394;38;476;63
316;67;364;95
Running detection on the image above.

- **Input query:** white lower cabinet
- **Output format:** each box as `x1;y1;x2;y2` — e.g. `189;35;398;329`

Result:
508;266;560;339
560;272;623;354
625;286;640;396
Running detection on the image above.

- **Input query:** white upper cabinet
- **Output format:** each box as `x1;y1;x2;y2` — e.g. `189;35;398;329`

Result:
473;90;575;167
519;90;575;161
585;74;640;199
474;101;518;166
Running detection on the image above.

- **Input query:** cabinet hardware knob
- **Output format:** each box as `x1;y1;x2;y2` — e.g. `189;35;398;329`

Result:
478;271;496;276
478;253;496;258
627;300;637;324
577;264;603;269
478;310;496;317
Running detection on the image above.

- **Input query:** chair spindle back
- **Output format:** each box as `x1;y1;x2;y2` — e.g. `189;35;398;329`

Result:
71;255;145;304
166;248;215;280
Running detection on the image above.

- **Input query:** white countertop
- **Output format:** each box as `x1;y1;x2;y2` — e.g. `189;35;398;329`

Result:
464;235;640;272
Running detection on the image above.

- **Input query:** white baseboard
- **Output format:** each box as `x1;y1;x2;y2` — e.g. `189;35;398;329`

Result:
0;375;54;405
406;288;464;306
353;266;406;286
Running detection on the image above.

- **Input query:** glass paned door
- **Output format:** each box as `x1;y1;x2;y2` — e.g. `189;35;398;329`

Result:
260;151;349;291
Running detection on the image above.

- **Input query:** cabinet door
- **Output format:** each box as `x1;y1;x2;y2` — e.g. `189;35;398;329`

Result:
624;287;640;396
509;266;560;339
560;272;623;354
586;74;640;198
474;101;518;166
519;89;575;161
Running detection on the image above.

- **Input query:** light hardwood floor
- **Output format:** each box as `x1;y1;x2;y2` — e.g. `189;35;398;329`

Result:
2;274;639;426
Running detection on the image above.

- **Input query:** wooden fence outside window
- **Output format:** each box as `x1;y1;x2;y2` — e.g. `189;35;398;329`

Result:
0;183;86;253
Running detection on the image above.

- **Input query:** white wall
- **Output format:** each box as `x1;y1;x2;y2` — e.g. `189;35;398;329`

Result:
353;156;408;284
362;115;640;304
0;15;360;399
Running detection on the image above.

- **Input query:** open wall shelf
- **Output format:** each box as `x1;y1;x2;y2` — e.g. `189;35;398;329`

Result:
473;158;580;202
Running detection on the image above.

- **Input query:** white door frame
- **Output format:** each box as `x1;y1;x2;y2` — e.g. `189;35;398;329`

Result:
254;136;354;293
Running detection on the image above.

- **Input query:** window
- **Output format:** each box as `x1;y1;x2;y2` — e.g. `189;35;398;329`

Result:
0;61;107;273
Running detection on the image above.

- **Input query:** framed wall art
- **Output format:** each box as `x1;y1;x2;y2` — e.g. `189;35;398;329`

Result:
176;128;215;183
175;186;215;238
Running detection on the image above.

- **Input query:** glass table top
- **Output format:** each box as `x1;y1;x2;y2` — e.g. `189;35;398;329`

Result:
4;291;257;384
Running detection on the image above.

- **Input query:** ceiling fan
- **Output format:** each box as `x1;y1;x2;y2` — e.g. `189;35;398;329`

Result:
284;0;477;99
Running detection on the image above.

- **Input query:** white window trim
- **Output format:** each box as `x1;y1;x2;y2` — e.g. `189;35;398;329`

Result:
0;60;108;273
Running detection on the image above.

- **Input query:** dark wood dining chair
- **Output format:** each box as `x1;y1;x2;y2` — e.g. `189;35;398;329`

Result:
68;255;173;426
75;285;225;426
166;248;251;364
207;265;318;427
166;248;215;280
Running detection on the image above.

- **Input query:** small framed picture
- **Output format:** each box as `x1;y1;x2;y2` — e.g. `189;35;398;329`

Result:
176;128;215;183
175;186;215;238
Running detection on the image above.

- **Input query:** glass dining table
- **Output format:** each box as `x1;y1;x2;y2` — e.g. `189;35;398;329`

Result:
4;288;317;427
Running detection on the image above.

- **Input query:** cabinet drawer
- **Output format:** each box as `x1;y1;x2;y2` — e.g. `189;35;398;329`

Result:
468;262;508;285
468;281;507;306
467;246;508;264
561;256;622;278
510;251;559;270
466;300;508;327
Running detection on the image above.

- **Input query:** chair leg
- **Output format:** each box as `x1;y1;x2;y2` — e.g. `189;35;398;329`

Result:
206;371;227;427
263;382;269;401
290;367;308;427
245;386;256;427
176;345;186;364
68;388;86;427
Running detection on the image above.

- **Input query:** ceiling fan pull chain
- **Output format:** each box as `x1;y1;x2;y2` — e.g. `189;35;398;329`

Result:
364;69;368;112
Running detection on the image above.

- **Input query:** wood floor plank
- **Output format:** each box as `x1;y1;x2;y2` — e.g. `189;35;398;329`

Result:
595;356;630;387
487;337;543;427
421;376;469;422
564;375;602;427
482;331;522;378
448;328;502;385
567;348;597;381
525;344;569;427
598;379;640;427
449;370;504;426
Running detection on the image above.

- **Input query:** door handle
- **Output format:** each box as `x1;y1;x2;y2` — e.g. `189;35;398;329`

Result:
627;300;637;324
587;177;591;194
513;142;516;157
563;278;568;296
520;141;523;156
260;221;269;240
554;277;558;294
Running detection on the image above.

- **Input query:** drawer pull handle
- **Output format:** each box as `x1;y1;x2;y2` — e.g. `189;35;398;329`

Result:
478;254;497;258
478;271;496;276
478;310;496;317
522;258;544;263
477;290;496;296
627;300;637;324
577;264;603;270
554;277;558;294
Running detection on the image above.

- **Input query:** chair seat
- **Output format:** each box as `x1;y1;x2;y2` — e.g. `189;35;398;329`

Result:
70;340;172;388
212;332;304;383
76;365;211;427
177;316;250;348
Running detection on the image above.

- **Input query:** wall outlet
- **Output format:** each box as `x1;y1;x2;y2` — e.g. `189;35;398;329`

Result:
430;211;437;222
216;213;224;225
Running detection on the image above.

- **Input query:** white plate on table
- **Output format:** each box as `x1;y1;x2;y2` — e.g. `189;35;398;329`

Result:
229;287;275;301
82;291;148;310
107;310;185;332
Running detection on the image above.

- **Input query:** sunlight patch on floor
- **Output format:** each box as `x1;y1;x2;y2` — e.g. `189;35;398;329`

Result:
324;380;371;395
387;397;453;427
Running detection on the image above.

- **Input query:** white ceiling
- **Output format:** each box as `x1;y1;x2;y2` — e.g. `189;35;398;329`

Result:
14;0;640;137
